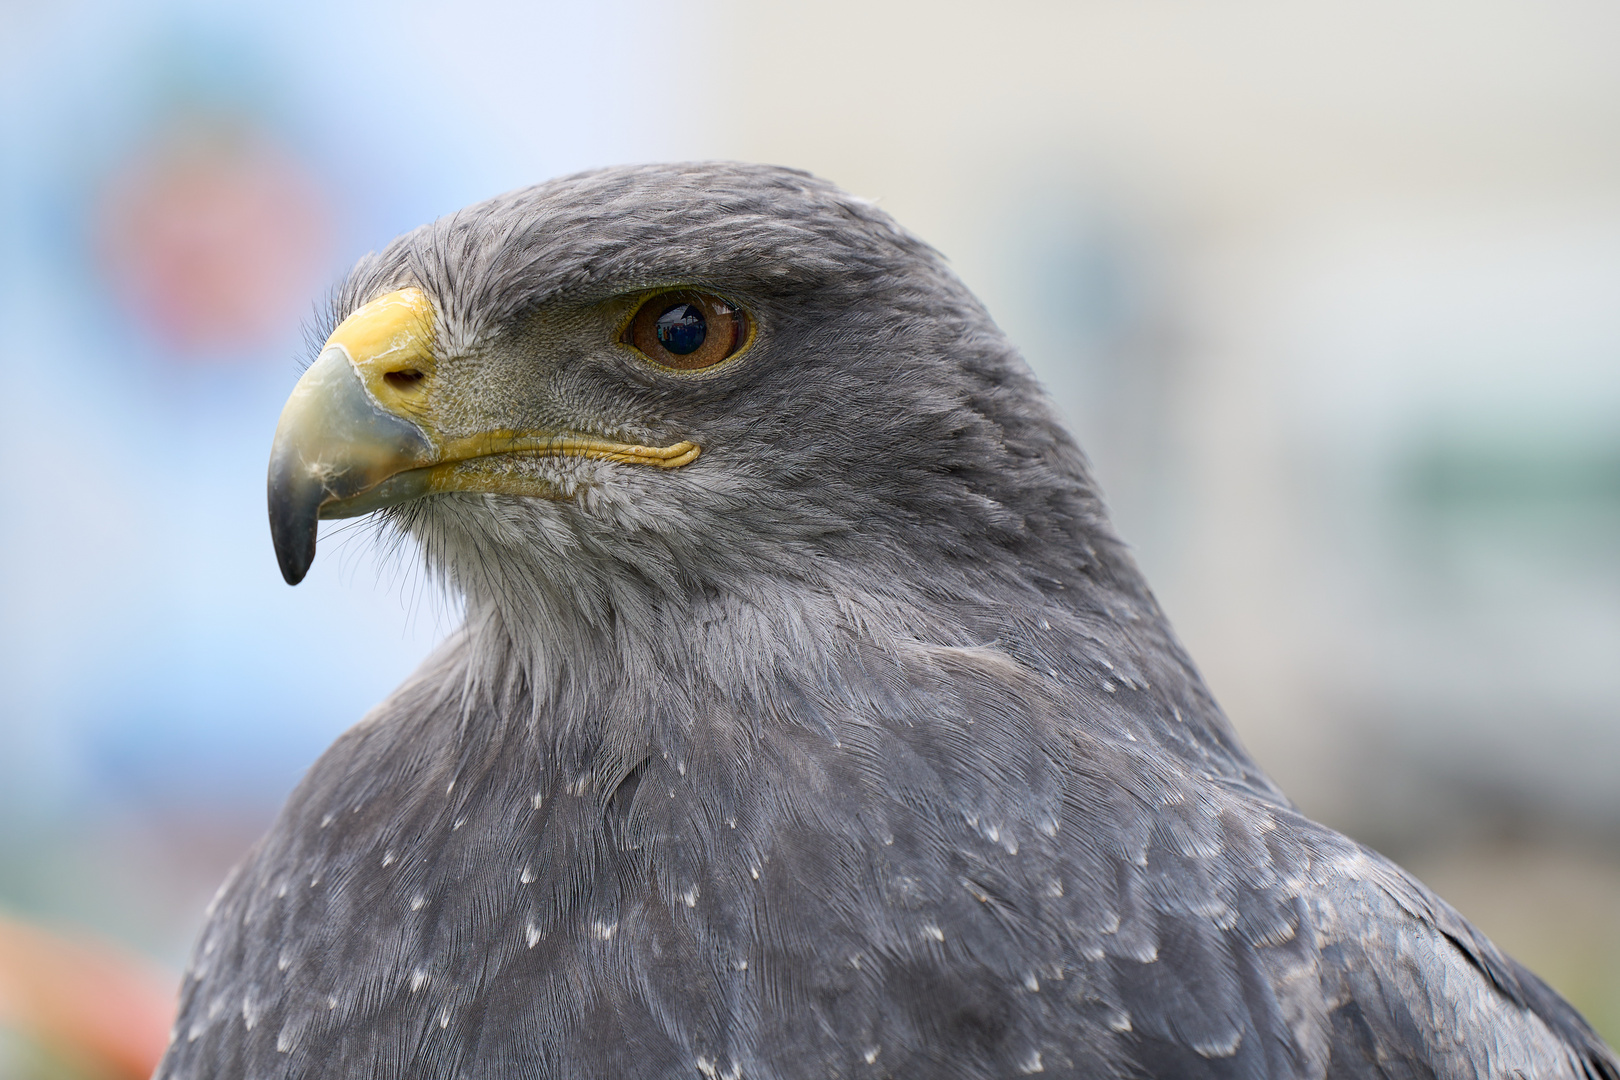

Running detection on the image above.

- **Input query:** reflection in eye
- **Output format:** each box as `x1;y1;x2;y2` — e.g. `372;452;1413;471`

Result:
625;291;749;370
654;303;706;355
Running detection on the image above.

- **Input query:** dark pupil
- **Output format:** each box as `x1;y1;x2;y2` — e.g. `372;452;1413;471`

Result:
654;304;706;355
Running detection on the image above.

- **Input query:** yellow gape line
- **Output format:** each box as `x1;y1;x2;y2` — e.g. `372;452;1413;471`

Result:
434;434;702;470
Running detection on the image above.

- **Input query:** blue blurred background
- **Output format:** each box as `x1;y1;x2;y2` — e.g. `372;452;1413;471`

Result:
2;1;1618;1074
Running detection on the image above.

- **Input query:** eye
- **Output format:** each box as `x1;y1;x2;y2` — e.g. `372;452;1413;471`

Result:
623;290;750;371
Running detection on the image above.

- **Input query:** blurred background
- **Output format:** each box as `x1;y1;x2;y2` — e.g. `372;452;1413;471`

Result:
2;0;1618;1074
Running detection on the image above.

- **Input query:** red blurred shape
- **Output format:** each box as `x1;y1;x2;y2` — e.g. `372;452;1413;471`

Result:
97;119;334;357
0;912;176;1079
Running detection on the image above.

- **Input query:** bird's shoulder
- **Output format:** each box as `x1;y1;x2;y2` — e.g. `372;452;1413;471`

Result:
700;636;1617;1080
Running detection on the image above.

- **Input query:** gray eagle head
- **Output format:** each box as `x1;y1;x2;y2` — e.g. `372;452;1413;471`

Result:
267;162;1185;730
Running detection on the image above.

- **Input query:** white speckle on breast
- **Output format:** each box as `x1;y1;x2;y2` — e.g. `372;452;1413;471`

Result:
410;968;428;992
320;813;334;829
525;921;542;948
1193;1029;1243;1058
696;1055;740;1080
531;791;544;809
749;866;760;880
1019;1051;1044;1074
452;817;466;830
1023;973;1040;992
520;866;536;884
681;886;699;907
1046;878;1064;898
410;894;425;911
591;920;617;940
326;995;338;1010
863;1047;880;1064
446;779;456;794
382;850;397;867
922;924;945;942
437;1007;451;1029
1107;1011;1132;1033
276;1029;296;1053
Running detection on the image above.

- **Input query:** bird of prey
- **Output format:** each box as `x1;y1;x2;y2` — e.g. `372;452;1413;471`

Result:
158;163;1616;1080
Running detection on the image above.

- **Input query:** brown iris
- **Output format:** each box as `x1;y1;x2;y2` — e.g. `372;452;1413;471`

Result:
623;290;750;371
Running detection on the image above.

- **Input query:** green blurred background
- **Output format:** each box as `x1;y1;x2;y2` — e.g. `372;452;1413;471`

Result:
2;1;1618;1074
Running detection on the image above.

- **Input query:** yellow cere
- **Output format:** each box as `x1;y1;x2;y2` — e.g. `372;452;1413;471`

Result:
325;287;438;417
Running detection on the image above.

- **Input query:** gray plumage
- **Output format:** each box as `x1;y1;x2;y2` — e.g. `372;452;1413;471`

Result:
158;163;1617;1079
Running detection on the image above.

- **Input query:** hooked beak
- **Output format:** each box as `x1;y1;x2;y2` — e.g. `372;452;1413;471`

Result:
266;288;700;585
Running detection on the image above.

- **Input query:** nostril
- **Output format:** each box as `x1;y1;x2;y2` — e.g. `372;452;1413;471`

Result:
384;369;425;389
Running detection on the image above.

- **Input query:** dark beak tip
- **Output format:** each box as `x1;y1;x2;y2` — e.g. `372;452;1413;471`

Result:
268;472;322;587
270;516;317;586
278;548;312;586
